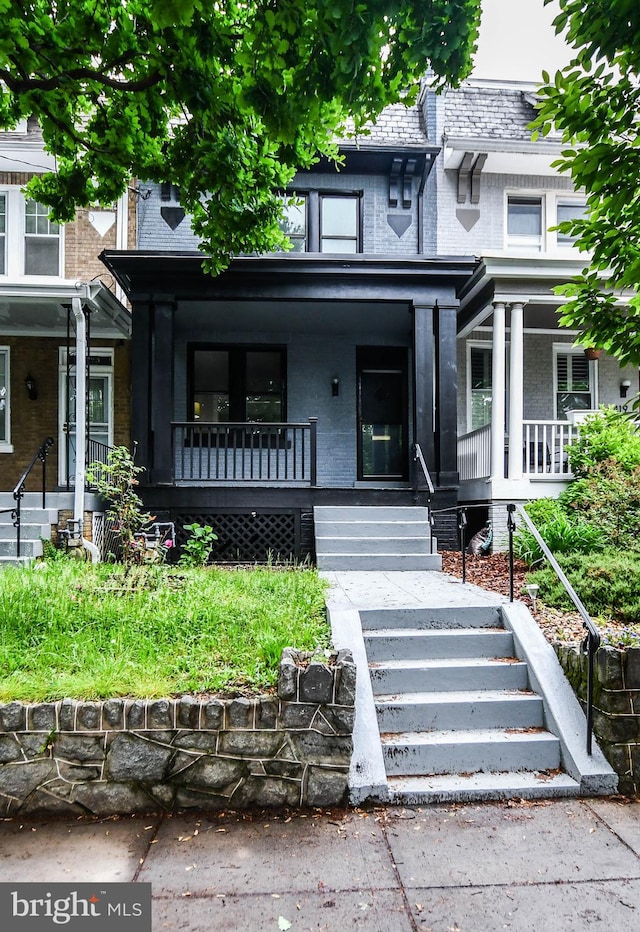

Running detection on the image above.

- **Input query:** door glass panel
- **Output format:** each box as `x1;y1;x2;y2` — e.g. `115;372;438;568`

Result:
360;370;404;478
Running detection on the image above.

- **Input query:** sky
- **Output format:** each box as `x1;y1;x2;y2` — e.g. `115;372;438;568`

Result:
472;0;571;82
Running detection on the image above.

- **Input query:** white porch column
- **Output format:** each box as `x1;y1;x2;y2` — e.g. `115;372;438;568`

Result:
508;301;525;480
491;301;506;481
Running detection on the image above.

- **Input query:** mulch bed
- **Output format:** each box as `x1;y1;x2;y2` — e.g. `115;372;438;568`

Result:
440;550;586;645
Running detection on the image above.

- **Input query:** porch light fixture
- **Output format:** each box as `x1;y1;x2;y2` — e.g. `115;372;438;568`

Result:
25;374;37;401
525;583;539;613
621;379;632;399
331;377;339;397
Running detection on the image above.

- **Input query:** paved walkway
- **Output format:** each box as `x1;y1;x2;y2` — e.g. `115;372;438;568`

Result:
1;798;640;930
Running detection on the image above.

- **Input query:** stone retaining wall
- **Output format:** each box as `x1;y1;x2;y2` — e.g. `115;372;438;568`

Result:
554;643;640;796
0;649;356;817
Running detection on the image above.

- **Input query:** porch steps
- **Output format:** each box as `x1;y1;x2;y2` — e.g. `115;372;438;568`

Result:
314;505;440;571
0;503;59;565
362;605;583;802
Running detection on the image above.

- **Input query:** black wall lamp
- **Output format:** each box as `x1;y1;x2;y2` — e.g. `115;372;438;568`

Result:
621;379;632;399
331;377;340;397
25;374;37;401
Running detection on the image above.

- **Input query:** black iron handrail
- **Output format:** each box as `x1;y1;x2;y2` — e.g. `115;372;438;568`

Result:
12;437;54;559
507;502;599;756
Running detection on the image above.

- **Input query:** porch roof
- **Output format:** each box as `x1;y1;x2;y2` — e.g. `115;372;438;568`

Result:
456;255;588;336
0;279;131;338
100;251;478;306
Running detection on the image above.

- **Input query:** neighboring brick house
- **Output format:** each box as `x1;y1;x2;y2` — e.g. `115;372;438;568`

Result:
0;118;133;506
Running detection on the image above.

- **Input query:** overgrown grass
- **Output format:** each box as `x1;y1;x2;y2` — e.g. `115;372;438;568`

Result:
0;563;330;702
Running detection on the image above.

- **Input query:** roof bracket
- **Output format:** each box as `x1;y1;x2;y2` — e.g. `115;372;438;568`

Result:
457;152;474;204
389;157;403;207
470;153;488;204
403;158;417;208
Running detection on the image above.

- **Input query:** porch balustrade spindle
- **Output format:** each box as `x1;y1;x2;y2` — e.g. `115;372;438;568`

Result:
171;421;317;485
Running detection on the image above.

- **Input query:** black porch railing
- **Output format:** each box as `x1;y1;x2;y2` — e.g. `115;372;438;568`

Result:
86;439;114;489
6;437;54;559
172;419;318;484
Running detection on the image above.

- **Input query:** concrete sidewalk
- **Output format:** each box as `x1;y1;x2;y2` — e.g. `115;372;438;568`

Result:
2;797;640;930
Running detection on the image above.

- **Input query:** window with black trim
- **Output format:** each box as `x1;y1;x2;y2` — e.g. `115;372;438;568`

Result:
191;347;286;422
278;191;361;252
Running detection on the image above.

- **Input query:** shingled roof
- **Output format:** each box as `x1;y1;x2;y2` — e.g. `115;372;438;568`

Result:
444;85;545;142
340;102;431;150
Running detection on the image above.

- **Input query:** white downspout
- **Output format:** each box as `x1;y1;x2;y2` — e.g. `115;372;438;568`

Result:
71;295;100;562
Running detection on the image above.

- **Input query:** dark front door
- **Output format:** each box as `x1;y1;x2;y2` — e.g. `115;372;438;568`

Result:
357;347;408;480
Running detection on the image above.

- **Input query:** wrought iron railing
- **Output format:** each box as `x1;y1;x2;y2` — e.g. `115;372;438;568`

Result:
8;437;54;559
86;439;114;489
439;500;599;756
507;504;599;756
172;419;318;484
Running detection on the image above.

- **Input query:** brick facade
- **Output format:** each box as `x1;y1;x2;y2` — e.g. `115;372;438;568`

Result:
0;337;130;491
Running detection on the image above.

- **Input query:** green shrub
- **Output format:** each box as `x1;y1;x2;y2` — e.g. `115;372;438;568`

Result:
513;498;606;566
565;406;640;477
179;522;218;567
527;550;640;625
559;460;640;551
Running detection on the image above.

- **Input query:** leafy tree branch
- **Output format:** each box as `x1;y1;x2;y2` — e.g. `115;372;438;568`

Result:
0;0;481;274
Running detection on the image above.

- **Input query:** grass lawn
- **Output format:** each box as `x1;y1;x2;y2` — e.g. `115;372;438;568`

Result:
0;562;330;702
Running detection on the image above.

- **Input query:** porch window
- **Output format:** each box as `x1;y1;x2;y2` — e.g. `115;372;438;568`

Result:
0;195;5;275
192;347;285;422
279;197;307;252
507;196;543;251
0;348;9;445
556;351;592;419
25;199;60;275
469;345;492;430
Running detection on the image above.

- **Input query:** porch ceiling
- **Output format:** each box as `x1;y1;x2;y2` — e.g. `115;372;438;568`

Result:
0;284;131;337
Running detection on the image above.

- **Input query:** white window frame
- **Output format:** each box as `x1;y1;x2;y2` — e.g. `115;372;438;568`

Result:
506;195;544;252
466;341;493;431
58;347;114;484
0;187;64;280
505;191;587;255
0;346;12;452
553;344;598;420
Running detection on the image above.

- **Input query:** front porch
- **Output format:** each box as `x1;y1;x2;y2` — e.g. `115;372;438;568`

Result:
101;251;478;554
456;256;638;516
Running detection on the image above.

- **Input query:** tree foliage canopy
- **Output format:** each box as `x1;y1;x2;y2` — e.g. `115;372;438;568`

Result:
533;0;640;365
0;0;480;273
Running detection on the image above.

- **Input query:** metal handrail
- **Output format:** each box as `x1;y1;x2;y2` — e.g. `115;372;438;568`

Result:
412;442;435;495
12;437;54;559
508;502;599;756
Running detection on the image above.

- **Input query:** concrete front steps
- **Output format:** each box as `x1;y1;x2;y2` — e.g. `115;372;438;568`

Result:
0;492;68;566
314;505;441;571
362;604;595;803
